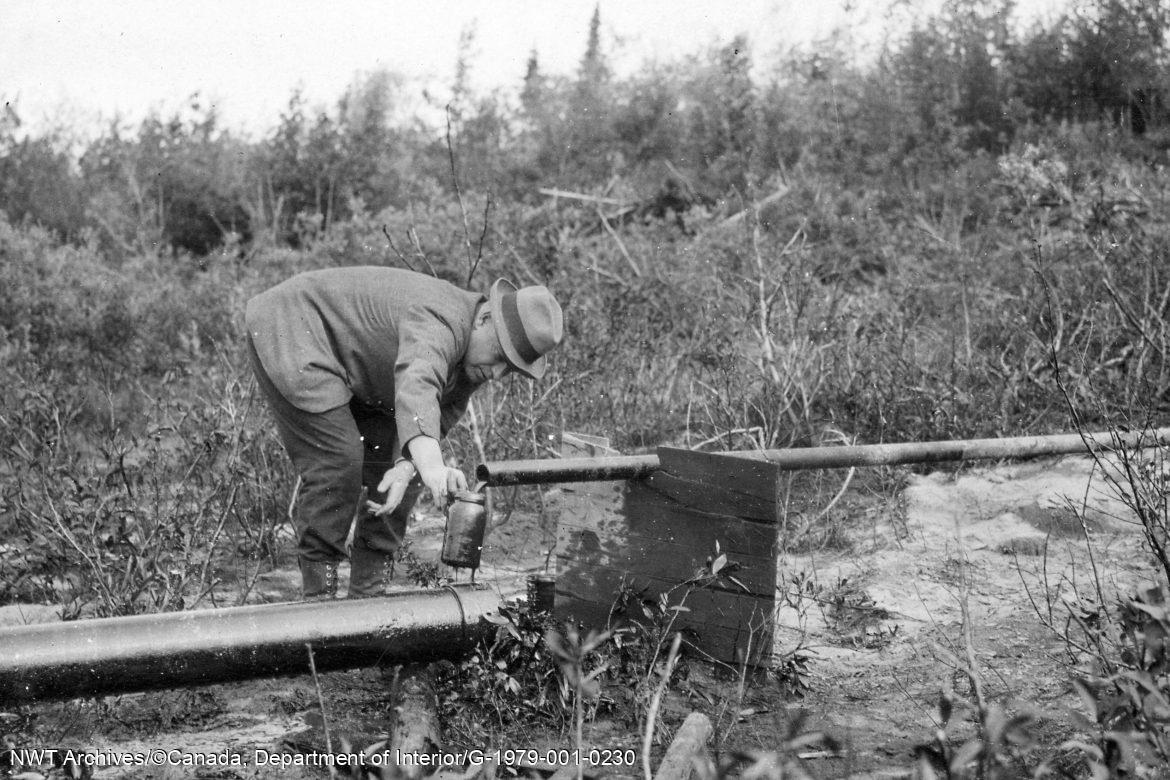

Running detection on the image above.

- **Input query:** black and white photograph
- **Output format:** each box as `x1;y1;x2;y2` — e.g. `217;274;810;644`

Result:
2;0;1170;777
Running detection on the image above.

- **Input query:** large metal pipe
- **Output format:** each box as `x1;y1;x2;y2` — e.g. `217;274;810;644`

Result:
0;585;498;704
477;428;1170;486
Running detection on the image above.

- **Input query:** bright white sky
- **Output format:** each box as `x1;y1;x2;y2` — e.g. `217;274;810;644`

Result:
2;0;1069;139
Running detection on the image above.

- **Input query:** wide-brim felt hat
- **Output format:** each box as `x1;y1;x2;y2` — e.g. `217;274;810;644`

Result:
488;278;564;380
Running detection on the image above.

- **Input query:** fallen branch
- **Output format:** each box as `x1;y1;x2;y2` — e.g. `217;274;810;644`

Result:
717;185;791;230
538;187;630;206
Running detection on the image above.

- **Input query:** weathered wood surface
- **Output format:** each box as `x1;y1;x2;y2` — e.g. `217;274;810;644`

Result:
643;469;776;523
654;711;714;780
387;664;442;779
554;435;778;666
558;485;776;594
656;447;781;505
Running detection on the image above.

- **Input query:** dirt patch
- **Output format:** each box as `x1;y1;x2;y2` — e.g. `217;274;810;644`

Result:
770;454;1154;776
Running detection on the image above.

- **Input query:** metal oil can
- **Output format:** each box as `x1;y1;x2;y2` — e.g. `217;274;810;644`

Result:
441;489;487;570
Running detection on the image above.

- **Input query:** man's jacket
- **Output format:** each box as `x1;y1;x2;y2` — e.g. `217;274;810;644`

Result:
245;267;485;450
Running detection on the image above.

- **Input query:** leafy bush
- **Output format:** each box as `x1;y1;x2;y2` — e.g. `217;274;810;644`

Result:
435;602;599;735
0;217;295;615
0;340;292;616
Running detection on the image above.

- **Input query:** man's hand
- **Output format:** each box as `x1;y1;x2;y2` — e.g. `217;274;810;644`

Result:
367;460;418;517
407;435;467;509
416;463;467;510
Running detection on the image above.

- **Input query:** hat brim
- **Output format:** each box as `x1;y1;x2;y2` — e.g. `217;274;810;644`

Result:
489;278;546;380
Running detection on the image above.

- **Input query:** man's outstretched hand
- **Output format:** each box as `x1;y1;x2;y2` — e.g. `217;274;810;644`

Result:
368;460;418;517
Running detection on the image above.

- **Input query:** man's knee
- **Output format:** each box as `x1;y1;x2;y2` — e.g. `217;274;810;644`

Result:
292;434;365;557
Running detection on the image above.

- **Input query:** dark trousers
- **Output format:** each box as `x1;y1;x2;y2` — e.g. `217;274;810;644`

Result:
247;336;421;563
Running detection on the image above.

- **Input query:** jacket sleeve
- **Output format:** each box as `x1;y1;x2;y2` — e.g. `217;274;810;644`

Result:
393;305;462;454
439;372;477;438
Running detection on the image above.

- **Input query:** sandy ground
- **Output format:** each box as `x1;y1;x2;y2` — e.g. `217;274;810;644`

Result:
765;454;1153;777
2;454;1158;778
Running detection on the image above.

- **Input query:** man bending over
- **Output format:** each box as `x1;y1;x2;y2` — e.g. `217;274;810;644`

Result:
244;267;564;599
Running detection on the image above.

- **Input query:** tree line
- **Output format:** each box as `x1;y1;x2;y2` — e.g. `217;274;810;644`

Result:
2;0;1167;256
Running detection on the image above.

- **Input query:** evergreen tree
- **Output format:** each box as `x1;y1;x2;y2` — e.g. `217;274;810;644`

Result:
578;4;611;93
567;4;615;182
520;49;545;117
450;23;479;124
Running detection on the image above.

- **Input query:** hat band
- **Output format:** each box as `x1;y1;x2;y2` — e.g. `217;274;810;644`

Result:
501;292;541;365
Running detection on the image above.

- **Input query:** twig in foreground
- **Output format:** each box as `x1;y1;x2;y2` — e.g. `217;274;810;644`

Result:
306;642;336;777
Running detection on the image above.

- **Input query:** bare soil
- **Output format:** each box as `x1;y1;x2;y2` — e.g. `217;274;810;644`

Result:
762;455;1150;777
2;455;1155;778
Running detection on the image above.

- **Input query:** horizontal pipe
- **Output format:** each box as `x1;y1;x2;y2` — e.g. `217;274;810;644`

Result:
0;585;498;704
742;427;1170;471
477;454;661;486
477;428;1170;486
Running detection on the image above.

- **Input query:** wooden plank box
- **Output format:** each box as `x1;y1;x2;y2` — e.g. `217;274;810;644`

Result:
553;434;778;667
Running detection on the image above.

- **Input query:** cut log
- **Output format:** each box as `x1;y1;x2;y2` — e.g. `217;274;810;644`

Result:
653;712;713;780
387;664;443;779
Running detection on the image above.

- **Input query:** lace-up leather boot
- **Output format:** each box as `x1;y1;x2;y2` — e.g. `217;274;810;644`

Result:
347;545;396;598
299;558;339;601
